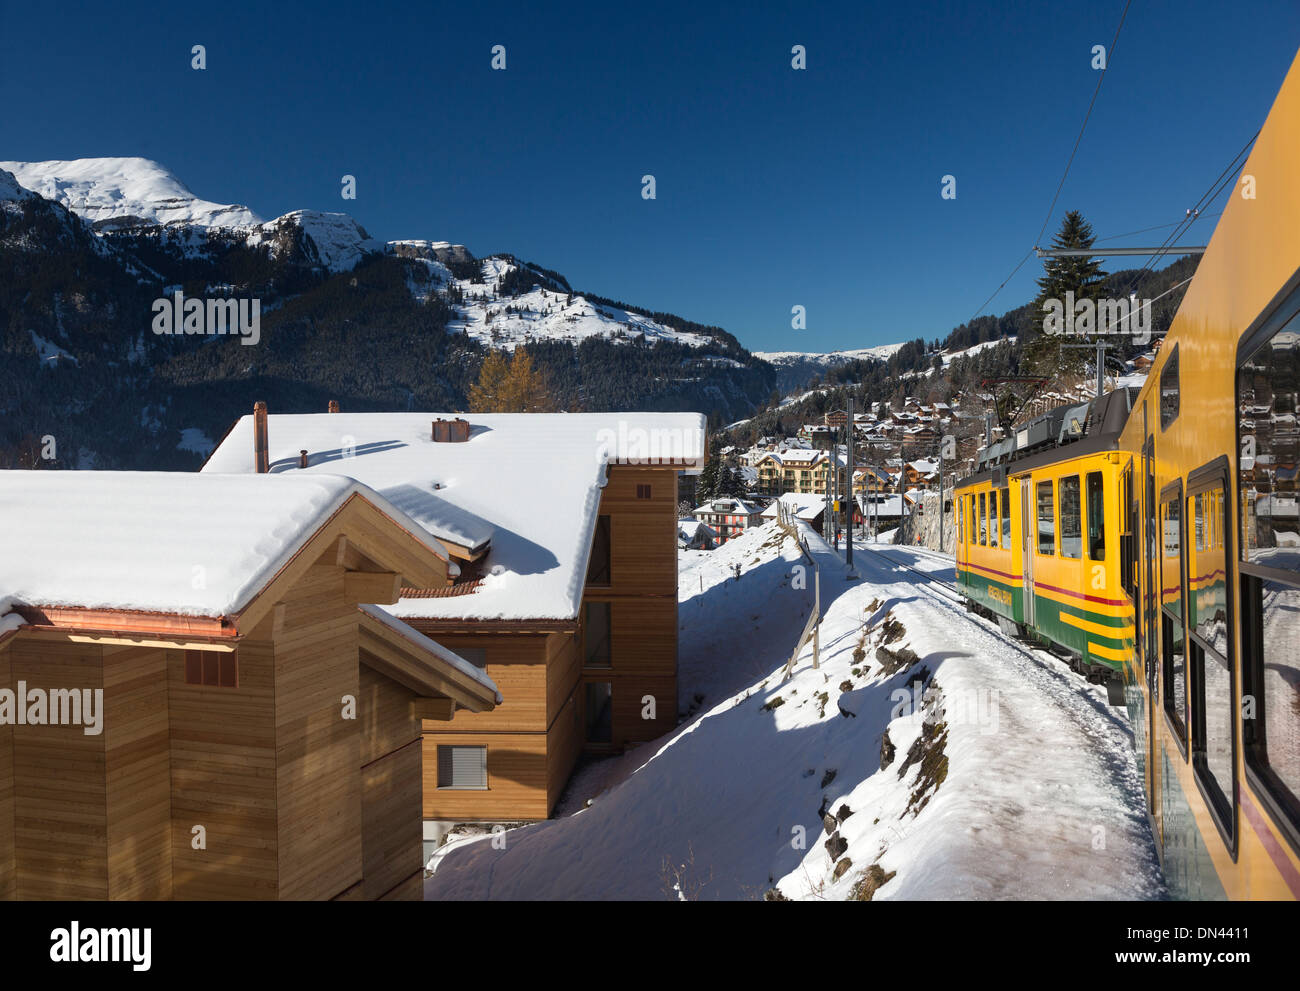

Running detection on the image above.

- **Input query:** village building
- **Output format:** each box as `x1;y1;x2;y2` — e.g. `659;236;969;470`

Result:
690;496;765;544
203;409;705;828
760;492;826;528
677;518;717;550
0;470;498;901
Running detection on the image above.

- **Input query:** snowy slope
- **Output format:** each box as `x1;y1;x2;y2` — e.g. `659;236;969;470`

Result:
755;343;907;366
0;158;262;228
247;209;381;273
407;253;715;350
424;522;1164;900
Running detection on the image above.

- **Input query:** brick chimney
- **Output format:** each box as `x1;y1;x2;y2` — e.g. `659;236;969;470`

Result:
299;449;309;469
253;402;269;473
432;417;471;443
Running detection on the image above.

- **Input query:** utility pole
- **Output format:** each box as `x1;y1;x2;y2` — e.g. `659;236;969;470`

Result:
846;397;856;575
937;442;944;554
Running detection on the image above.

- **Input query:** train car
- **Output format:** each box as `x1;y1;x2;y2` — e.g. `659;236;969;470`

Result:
1111;46;1300;899
955;388;1135;704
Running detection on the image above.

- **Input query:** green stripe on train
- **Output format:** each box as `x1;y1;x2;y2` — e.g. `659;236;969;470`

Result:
958;565;1129;671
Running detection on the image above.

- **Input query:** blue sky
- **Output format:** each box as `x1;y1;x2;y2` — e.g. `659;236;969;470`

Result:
2;0;1297;353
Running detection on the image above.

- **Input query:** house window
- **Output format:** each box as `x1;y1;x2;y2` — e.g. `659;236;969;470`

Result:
585;682;612;744
185;649;238;688
636;484;651;499
437;745;487;790
584;601;612;668
586;515;611;586
1059;475;1082;558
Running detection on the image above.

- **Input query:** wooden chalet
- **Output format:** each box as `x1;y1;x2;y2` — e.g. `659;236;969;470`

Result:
0;471;499;900
203;409;706;828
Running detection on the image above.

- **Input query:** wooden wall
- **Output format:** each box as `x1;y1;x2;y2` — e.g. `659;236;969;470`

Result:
10;640;108;899
421;729;550;820
103;645;172;900
356;664;423;900
271;564;363;901
409;629;551;733
547;687;583;811
359;739;423;899
168;641;279;899
0;642;13;900
584;466;680;750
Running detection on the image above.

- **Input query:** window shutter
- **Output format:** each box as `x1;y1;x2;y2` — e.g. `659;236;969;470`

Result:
438;745;487;789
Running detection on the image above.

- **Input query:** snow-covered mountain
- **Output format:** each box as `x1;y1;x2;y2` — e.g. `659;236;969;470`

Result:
2;157;719;348
0;157;262;229
754;344;908;391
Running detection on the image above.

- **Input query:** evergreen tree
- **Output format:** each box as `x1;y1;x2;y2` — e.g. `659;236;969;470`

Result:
697;453;722;501
1025;210;1108;378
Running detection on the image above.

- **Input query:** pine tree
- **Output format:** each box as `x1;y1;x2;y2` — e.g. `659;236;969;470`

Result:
697;453;721;502
1025;210;1108;378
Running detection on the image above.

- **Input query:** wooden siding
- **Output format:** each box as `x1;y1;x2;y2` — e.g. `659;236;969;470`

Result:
11;640;107;900
545;631;581;727
421;730;550;820
273;570;363;901
359;740;423;899
168;641;279;900
103;644;172;900
601;466;679;593
410;630;550;733
358;663;420;766
0;642;13;900
547;687;583;811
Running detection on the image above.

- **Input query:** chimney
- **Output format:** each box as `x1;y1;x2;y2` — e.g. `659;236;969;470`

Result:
253;402;269;473
299;449;309;469
432;417;471;443
328;400;339;413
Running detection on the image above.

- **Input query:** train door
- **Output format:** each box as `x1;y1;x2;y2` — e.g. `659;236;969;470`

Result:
1020;477;1035;627
1143;426;1161;841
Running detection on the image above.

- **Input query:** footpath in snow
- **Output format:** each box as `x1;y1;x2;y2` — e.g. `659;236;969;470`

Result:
424;521;1165;900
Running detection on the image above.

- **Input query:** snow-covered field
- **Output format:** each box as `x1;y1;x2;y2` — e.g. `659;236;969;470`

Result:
424;520;1165;900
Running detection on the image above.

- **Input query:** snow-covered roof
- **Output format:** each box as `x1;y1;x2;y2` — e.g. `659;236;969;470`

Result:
359;603;501;702
0;470;446;617
693;497;763;517
761;493;826;521
677;518;717;543
203;412;706;622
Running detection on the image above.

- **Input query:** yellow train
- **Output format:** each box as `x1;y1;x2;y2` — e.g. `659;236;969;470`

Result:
956;46;1300;898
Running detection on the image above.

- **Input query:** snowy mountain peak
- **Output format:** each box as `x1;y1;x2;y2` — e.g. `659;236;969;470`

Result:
0;157;263;229
0;168;35;202
251;209;380;274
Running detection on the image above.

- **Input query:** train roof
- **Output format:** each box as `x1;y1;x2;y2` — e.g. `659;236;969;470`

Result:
955;386;1138;491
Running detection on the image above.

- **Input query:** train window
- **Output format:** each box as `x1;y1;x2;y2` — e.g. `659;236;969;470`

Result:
1087;471;1105;560
1237;288;1300;849
978;492;987;545
989;489;999;549
1036;480;1055;556
1000;487;1011;545
1161;488;1188;751
1059;476;1082;558
1160;344;1180;430
1119;464;1134;597
957;497;963;545
1188;479;1235;843
969;495;977;544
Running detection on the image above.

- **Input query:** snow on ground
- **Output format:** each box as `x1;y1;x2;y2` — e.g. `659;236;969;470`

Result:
28;330;78;366
424;520;1164;900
